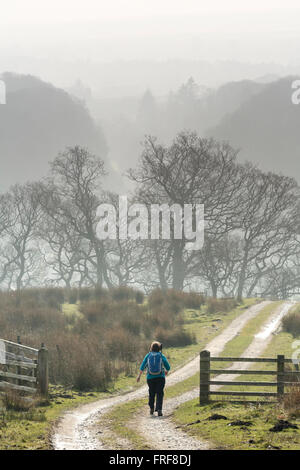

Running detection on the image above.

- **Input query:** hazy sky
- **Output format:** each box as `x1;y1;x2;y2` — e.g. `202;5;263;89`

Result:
1;1;300;62
1;1;300;96
0;1;299;27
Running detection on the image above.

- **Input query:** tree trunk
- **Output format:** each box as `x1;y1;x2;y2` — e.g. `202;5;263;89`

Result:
211;281;218;298
154;246;169;291
237;254;248;302
158;268;168;291
172;240;184;291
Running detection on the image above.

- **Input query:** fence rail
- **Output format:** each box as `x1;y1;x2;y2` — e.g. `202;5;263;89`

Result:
1;339;39;355
0;337;48;397
200;350;300;405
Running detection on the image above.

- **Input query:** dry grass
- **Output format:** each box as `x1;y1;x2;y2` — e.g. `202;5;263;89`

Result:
206;297;238;314
282;310;300;336
2;390;34;412
183;292;206;309
284;385;300;418
0;286;198;391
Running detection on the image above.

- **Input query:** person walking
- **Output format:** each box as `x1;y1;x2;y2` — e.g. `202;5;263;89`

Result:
137;341;171;416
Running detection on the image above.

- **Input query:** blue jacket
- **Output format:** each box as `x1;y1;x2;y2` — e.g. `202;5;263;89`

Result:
140;352;171;380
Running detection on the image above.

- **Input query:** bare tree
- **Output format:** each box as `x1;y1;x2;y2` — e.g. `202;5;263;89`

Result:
129;132;244;290
38;146;111;287
235;168;298;301
0;193;18;286
100;192;150;287
38;213;90;287
0;183;42;290
191;234;243;297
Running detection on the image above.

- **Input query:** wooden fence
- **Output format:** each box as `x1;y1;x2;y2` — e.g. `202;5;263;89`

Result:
0;337;48;397
200;350;300;405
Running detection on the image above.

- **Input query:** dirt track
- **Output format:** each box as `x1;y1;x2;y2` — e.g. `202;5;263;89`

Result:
52;300;292;450
136;301;293;450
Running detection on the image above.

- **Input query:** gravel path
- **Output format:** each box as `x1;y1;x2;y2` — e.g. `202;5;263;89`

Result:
136;301;293;450
52;300;288;450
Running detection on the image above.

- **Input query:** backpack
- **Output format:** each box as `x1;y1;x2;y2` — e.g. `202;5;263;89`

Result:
147;352;163;375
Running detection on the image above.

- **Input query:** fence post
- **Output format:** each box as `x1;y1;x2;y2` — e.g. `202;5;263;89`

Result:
38;343;49;397
200;350;210;405
277;354;285;400
17;336;21;386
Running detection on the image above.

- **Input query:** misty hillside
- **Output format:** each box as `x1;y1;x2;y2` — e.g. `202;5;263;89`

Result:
199;79;265;131
1;72;299;191
87;78;266;173
0;73;107;190
207;77;300;180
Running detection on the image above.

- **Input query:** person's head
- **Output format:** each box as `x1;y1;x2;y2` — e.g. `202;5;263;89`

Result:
150;341;162;352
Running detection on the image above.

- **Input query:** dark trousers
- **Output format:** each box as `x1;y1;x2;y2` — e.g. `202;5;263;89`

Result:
147;377;165;411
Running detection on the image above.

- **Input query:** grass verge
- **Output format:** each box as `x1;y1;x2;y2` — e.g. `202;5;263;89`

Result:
173;399;300;450
173;304;300;450
100;398;151;450
0;386;117;450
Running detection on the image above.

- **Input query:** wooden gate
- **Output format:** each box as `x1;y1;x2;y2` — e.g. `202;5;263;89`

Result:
0;338;48;397
200;350;300;405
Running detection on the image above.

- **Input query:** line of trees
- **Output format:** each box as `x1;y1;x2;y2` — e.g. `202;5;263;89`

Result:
0;131;299;299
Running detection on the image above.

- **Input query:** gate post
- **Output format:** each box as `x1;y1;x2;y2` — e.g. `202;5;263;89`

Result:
200;350;210;405
277;354;285;400
38;343;49;397
17;336;21;386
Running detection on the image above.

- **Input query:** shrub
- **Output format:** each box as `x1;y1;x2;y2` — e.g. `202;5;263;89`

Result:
0;304;66;338
94;287;109;300
68;288;78;304
110;286;135;302
167;299;183;315
42;288;65;309
282;312;300;337
135;290;145;304
3;390;33;412
78;288;92;303
148;289;165;310
154;327;196;347
207;298;237;314
105;328;140;362
147;308;176;330
48;333;115;390
116;300;146;317
148;289;185;314
183;292;205;309
17;288;65;310
26;307;66;330
121;317;142;335
80;300;111;325
0;286;198;392
283;363;300;383
165;290;185;314
73;364;111;391
283;385;300;418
